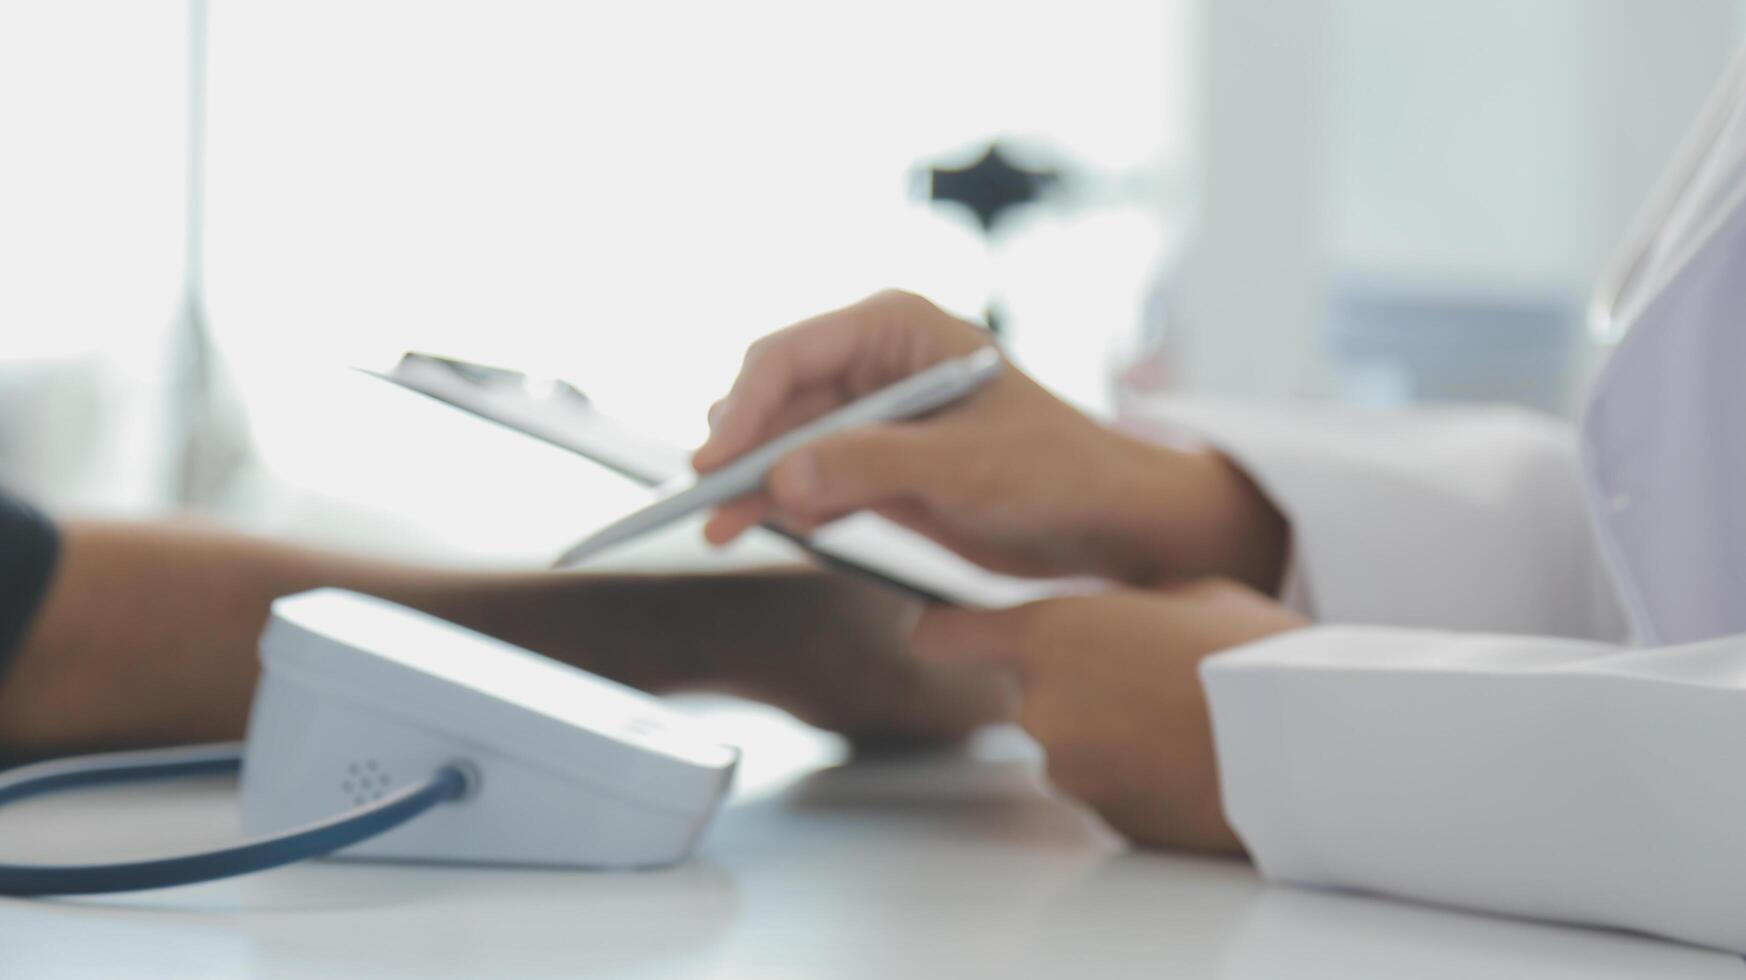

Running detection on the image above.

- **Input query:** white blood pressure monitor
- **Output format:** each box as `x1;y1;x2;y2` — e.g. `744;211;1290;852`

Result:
240;589;737;869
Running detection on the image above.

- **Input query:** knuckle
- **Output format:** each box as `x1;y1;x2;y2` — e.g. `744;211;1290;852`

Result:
871;287;928;311
741;334;779;369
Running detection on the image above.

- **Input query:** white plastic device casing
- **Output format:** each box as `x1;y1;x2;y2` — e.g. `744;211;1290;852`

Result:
239;589;737;868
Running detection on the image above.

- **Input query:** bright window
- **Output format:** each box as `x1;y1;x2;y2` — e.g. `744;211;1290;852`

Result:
0;3;185;507
203;2;1195;511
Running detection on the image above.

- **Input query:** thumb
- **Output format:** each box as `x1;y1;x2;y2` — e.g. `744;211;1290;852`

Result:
909;604;1031;669
766;424;948;522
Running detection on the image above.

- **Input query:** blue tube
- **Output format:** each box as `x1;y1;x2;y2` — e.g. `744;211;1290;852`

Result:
0;743;469;896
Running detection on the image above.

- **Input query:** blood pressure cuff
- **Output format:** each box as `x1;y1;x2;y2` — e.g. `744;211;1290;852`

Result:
0;488;58;674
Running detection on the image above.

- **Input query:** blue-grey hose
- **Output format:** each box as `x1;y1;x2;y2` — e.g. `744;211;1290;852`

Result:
0;743;468;896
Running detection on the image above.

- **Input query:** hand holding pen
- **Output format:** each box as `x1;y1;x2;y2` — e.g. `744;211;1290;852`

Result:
690;290;1289;592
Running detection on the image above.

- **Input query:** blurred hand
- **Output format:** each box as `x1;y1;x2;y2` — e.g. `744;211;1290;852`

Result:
498;568;1017;745
694;290;1290;591
678;569;1017;744
910;580;1308;852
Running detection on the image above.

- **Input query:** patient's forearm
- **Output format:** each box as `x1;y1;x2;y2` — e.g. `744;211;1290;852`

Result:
0;520;709;756
0;521;1008;759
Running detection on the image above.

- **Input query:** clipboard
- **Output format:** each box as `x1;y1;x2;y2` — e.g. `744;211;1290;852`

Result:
368;353;1072;609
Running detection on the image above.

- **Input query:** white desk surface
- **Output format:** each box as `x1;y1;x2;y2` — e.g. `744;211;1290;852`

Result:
0;701;1739;980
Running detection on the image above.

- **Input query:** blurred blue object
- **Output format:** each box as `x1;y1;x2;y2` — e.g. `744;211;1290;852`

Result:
1326;280;1578;414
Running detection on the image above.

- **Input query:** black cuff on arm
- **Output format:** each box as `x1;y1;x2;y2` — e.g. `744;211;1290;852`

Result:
0;490;60;673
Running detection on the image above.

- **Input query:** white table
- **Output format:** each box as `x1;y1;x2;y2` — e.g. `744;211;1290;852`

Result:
0;701;1740;980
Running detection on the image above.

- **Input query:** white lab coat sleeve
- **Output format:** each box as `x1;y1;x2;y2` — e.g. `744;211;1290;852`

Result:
1200;625;1746;954
1121;400;1629;641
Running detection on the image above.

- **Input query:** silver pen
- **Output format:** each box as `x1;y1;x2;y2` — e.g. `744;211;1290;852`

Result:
556;346;1003;566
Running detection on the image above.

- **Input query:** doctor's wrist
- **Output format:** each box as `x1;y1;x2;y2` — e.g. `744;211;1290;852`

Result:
1100;441;1290;595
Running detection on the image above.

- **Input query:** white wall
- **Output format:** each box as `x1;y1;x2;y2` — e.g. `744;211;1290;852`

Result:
1181;0;1746;403
1178;0;1329;400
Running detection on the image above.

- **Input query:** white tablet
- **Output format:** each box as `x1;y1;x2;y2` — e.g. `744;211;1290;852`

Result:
369;353;1073;608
